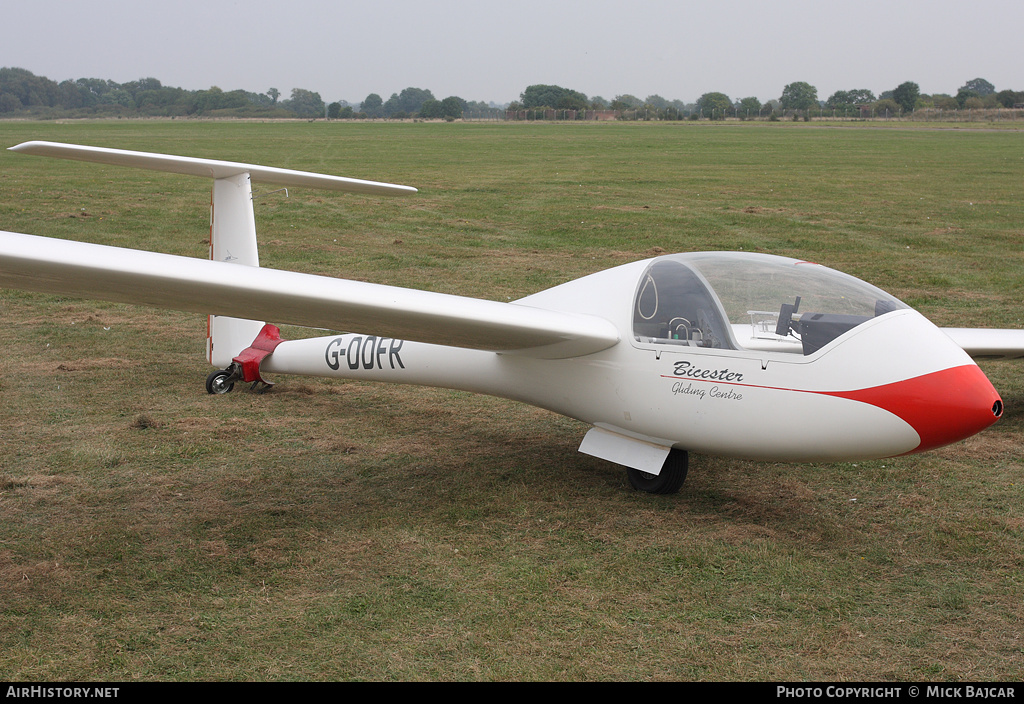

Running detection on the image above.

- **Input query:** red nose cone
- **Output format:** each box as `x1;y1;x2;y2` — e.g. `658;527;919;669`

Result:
828;365;1003;453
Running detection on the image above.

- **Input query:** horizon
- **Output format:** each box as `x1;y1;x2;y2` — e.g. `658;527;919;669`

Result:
6;0;1022;107
2;66;1012;113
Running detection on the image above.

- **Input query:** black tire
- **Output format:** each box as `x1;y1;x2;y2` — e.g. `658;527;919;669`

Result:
205;369;235;395
626;449;688;494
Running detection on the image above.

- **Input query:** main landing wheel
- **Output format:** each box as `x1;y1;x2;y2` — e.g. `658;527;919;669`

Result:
626;449;689;494
205;368;235;395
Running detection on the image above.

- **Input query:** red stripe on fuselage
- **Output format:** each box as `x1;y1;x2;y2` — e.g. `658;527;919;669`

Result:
818;364;1001;453
661;364;1001;453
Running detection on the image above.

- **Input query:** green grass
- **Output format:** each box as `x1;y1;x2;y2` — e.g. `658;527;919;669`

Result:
0;120;1022;681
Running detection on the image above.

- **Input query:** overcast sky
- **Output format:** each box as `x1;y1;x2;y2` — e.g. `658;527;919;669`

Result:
6;0;1021;105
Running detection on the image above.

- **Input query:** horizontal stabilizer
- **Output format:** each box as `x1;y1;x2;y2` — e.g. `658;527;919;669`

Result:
9;141;417;197
0;231;619;359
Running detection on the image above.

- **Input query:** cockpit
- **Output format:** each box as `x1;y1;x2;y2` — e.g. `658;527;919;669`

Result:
632;252;908;356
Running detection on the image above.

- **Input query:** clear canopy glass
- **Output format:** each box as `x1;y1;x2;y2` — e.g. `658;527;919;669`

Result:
632;252;908;355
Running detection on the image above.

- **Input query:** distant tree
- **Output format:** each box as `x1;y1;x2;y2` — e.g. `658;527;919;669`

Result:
873;98;900;117
189;86;248;114
418;98;442;119
0;92;21;113
135;85;189;115
62;81;95;108
267;87;280;104
644;94;669;109
826;90;850;109
463;100;499;117
0;67;59;109
826;89;875;113
187;87;218;114
956;88;980;108
382;93;401;116
892;81;920;113
846;88;876;105
610;94;643;110
327;102;342;119
121;77;162;97
76;77;116;102
245;91;274;107
932;94;959;110
960;78;995;96
657;106;682;121
282;88;324;117
696;92;732;119
439;96;466;119
736;96;762;119
56;80;87;109
104;89;135;107
780;81;818;114
589;96;609;109
520;84;588;111
996;89;1024;108
383;87;435;116
361;93;383;118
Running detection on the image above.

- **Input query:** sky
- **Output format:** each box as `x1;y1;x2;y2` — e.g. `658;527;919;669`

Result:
5;0;1022;106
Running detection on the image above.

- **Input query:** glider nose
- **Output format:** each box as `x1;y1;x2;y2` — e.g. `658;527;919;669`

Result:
876;364;1002;454
821;312;1003;455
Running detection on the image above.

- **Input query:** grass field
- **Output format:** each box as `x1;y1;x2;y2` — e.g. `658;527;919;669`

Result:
0;120;1022;681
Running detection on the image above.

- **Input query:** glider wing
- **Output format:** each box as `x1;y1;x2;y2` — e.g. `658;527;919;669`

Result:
941;328;1024;361
0;231;620;359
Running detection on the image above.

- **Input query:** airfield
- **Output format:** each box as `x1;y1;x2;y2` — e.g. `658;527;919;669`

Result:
0;119;1021;680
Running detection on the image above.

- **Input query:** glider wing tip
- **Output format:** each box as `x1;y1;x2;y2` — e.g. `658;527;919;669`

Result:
9;141;68;155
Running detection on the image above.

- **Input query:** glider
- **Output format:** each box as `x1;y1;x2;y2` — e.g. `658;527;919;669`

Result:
1;141;1021;494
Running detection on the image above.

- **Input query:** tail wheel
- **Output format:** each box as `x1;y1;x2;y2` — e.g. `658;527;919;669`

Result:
626;449;688;494
205;369;235;395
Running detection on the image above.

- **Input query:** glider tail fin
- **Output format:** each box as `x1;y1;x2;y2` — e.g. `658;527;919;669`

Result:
207;173;265;367
7;141;418;366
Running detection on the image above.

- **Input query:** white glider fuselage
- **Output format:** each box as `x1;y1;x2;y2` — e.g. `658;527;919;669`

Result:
260;257;1001;464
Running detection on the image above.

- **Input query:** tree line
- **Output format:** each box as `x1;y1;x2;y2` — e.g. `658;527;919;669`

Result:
510;79;1024;121
0;68;496;120
2;67;1021;121
0;67;322;118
